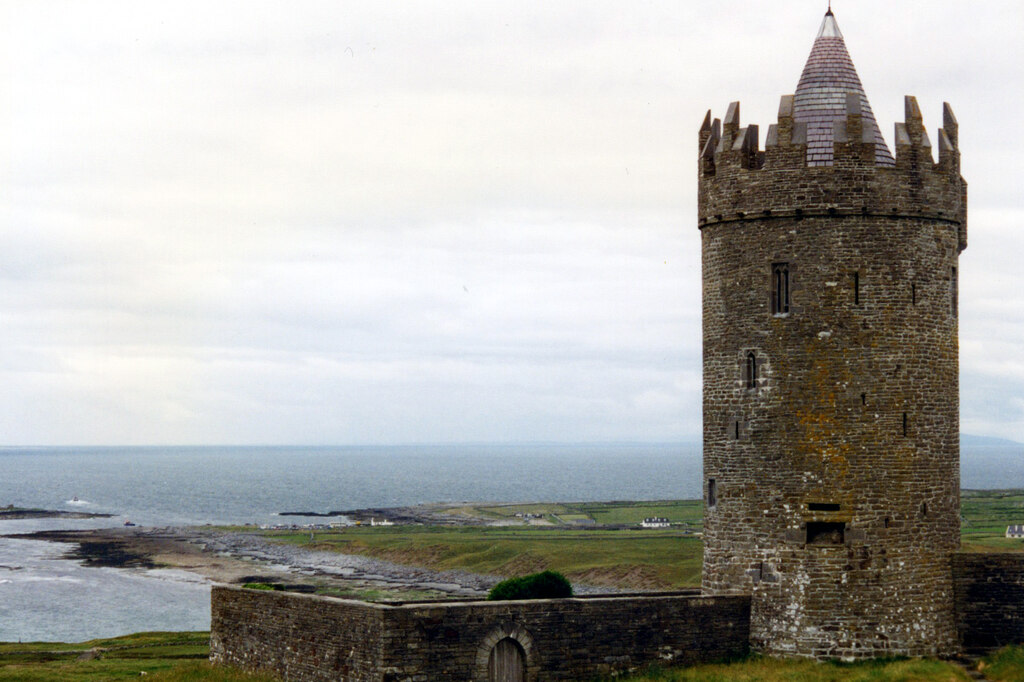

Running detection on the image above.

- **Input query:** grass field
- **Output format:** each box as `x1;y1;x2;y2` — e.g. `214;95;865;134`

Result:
275;524;703;589
260;490;1024;593
961;489;1024;553
616;655;973;681
0;631;279;681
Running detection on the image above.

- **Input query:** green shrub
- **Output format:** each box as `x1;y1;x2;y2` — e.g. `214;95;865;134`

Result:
242;582;283;591
487;570;573;600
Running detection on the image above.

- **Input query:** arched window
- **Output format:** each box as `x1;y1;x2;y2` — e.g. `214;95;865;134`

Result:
745;351;757;389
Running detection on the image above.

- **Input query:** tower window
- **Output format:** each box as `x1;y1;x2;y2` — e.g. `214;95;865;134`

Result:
902;412;908;437
707;478;717;509
853;271;860;305
771;262;790;315
951;267;958;317
806;521;845;545
733;420;740;440
744;351;757;390
911;282;917;305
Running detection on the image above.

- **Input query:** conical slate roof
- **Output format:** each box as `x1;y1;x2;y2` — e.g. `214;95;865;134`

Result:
792;9;895;166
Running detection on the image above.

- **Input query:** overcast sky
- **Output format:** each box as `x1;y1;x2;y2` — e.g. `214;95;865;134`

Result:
1;1;1022;446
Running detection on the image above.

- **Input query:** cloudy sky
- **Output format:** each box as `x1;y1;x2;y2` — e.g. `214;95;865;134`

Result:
1;1;1021;446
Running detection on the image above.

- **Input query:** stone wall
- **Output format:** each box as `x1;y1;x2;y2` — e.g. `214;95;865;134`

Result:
953;553;1024;654
211;586;750;681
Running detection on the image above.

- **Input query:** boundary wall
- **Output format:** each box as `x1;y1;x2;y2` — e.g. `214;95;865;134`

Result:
953;553;1024;654
210;586;750;681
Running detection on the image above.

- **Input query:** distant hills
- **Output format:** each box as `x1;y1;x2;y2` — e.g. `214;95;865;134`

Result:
961;434;1023;448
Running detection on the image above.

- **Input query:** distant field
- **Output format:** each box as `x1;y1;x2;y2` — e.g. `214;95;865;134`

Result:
469;499;703;529
260;490;1024;592
272;525;703;590
961;489;1024;552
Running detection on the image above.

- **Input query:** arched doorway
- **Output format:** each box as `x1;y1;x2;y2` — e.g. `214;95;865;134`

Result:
487;636;525;682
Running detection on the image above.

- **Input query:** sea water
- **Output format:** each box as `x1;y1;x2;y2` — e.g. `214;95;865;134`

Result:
0;443;700;642
0;442;1020;641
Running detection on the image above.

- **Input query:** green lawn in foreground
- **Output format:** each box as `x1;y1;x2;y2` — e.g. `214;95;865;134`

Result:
615;655;971;681
0;631;280;681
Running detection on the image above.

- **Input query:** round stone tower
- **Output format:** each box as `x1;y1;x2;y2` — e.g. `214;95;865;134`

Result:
698;10;967;659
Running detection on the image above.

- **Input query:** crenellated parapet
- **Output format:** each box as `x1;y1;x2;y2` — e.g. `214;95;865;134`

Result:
698;94;967;251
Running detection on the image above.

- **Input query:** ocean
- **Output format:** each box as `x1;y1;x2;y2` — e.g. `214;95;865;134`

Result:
1;442;1021;642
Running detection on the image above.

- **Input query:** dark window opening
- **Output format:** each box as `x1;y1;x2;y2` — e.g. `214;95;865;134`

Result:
951;267;958;317
912;282;917;305
902;412;908;437
853;271;860;305
884;516;892;528
920;501;928;517
771;262;790;314
808;502;841;512
707;479;717;509
860;392;867;406
806;521;846;545
745;351;757;389
733;421;740;440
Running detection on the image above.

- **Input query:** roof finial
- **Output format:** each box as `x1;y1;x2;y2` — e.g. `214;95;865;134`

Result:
826;0;833;16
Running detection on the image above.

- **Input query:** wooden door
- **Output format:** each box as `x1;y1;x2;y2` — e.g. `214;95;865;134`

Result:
488;637;525;682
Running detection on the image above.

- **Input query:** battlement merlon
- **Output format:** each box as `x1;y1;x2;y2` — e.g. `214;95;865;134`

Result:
697;96;967;251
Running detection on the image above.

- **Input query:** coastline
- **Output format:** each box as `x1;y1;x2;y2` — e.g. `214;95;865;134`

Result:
5;525;499;599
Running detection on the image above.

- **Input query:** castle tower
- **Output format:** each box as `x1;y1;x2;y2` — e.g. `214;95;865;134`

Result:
699;9;967;659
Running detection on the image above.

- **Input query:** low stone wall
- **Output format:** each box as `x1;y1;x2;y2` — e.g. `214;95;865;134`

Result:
211;586;750;681
953;553;1024;653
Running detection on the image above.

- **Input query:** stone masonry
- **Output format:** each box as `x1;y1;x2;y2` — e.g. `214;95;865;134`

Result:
210;586;751;681
953;553;1024;654
699;9;967;659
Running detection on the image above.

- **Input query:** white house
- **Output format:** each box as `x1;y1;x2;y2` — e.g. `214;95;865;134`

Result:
1006;525;1024;538
641;517;671;528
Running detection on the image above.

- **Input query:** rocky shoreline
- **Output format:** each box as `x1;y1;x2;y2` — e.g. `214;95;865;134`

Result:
6;525;499;599
6;523;621;600
0;508;113;521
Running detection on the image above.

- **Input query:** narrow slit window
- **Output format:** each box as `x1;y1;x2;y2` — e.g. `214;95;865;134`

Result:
853;271;860;305
745;352;757;390
911;282;917;305
734;421;740;440
771;262;790;314
951;267;958;317
860;392;867;406
902;412;908;437
707;479;717;509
